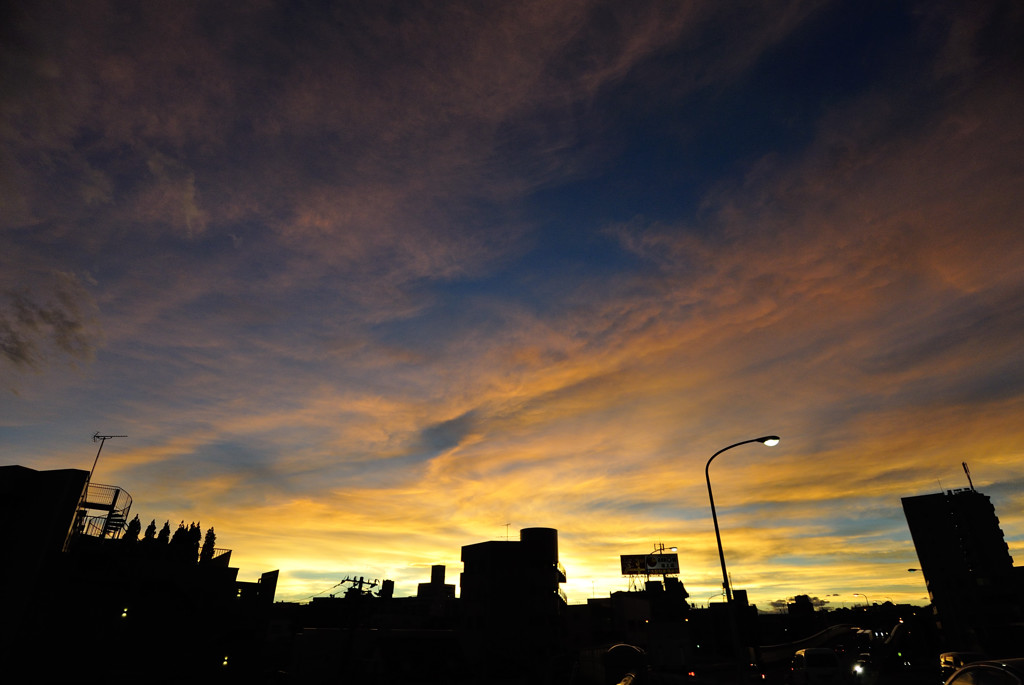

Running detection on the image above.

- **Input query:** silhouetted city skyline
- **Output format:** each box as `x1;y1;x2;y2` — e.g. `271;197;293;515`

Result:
3;461;1021;683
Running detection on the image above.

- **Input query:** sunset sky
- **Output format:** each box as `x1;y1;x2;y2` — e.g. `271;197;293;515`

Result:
3;0;1023;608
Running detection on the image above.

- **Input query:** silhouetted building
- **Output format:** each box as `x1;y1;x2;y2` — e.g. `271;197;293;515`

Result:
279;567;464;681
787;594;817;639
0;465;88;554
418;563;456;600
0;465;97;649
1;464;279;683
460;526;569;680
902;486;1024;653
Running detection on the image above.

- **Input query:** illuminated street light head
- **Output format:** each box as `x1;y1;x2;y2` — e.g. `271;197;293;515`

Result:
758;436;781;446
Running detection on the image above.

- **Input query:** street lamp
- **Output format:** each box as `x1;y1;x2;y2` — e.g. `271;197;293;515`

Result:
705;435;780;682
705;436;780;603
853;593;870;606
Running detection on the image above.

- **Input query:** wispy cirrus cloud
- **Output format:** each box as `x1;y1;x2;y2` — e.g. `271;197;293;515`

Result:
3;0;1023;605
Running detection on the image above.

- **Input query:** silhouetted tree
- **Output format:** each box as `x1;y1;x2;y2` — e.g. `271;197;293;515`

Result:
169;521;191;561
200;527;216;563
157;520;171;544
187;522;201;561
170;520;187;546
123;515;141;543
143;519;157;542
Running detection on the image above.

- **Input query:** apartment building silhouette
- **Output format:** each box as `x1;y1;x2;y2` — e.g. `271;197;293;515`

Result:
902;485;1024;654
460;526;569;679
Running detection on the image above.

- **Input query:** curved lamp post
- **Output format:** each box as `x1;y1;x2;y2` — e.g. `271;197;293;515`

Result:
853;592;870;606
705;435;780;681
705;436;780;603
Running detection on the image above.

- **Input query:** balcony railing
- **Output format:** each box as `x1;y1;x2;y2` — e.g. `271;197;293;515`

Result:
81;483;125;509
81;515;112;538
75;483;133;539
203;547;232;566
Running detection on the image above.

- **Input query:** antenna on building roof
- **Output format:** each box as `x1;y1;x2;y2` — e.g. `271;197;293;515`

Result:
65;432;127;553
90;432;127;482
963;462;975;491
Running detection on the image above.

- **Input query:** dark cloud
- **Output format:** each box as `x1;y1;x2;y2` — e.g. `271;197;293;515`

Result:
0;269;97;376
415;410;479;455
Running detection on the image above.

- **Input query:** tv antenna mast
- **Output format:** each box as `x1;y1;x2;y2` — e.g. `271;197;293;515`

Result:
65;432;127;552
90;432;127;482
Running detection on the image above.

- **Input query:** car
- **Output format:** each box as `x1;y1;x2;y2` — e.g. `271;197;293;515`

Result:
789;648;842;684
944;658;1024;685
941;652;989;681
851;652;873;680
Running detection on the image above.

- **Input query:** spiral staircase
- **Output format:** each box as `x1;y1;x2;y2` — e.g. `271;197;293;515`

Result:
77;482;133;539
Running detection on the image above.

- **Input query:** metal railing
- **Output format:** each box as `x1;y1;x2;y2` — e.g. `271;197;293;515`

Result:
74;483;133;539
199;547;233;566
82;483;130;509
81;515;110;538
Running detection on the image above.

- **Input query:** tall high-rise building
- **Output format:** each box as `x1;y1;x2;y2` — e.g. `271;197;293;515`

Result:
902;486;1023;653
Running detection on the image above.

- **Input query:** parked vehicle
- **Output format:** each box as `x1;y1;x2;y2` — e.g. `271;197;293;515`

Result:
940;652;989;681
944;658;1024;685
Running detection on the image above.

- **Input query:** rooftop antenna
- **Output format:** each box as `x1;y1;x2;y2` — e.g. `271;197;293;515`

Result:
90;432;127;482
505;523;511;541
962;462;975;491
65;432;127;552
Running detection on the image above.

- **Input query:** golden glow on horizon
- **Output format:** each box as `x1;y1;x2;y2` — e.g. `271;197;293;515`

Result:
3;0;1023;613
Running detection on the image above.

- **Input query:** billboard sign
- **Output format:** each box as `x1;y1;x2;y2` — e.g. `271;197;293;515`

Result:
620;553;680;576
